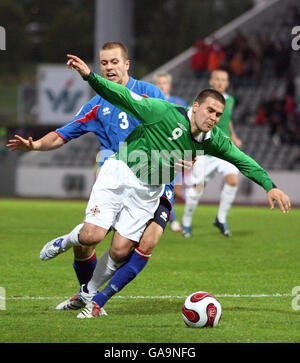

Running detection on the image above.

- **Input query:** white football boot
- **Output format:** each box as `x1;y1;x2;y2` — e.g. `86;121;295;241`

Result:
170;220;182;233
56;293;86;310
40;235;68;261
77;301;107;319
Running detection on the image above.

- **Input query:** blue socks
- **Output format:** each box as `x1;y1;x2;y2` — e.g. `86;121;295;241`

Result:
73;252;97;286
170;207;176;222
92;248;152;308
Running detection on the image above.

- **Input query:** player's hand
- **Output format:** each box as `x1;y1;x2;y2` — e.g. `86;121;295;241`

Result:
6;135;35;152
267;188;291;213
174;157;197;173
67;54;90;77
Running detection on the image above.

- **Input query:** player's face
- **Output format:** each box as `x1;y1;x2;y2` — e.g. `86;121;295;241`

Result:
192;97;224;133
209;70;229;94
99;48;130;86
154;76;171;97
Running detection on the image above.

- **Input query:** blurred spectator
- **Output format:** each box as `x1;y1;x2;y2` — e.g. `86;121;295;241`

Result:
254;91;299;146
254;103;268;126
190;39;209;79
207;40;226;73
228;51;244;76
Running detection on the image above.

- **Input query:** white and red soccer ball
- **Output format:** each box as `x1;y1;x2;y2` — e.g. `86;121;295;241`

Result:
182;291;222;328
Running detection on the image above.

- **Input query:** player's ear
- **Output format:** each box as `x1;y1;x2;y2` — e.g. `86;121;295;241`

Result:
125;59;130;71
192;101;200;113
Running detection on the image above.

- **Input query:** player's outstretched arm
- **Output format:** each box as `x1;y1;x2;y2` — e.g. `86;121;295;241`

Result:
6;132;64;152
267;188;291;213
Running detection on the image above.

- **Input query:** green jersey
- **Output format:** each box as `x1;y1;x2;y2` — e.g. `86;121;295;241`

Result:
83;72;276;191
216;94;235;138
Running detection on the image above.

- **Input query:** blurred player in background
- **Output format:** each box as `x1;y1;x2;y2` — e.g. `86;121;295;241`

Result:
153;72;188;107
180;68;242;237
7;41;175;311
153;72;188;233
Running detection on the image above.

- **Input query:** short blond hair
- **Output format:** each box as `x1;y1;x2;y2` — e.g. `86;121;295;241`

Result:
100;42;129;60
153;72;173;85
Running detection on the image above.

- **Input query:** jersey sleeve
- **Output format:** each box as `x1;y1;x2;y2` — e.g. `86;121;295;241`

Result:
55;98;100;141
205;129;276;192
83;72;170;126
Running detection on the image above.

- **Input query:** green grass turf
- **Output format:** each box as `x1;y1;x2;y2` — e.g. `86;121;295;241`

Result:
0;199;300;343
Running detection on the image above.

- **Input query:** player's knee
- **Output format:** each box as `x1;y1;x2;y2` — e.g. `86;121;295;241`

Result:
79;225;106;247
139;235;158;254
109;244;134;263
225;174;238;187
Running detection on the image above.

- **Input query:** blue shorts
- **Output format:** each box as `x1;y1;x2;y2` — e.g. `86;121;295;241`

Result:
151;184;174;230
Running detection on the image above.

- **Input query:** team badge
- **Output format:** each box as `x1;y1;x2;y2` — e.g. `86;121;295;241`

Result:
90;205;100;216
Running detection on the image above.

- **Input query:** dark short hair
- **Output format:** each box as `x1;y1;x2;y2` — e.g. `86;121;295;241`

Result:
100;42;129;60
195;88;225;106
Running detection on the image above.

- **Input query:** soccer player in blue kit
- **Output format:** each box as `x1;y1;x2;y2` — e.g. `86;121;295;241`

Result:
7;42;176;311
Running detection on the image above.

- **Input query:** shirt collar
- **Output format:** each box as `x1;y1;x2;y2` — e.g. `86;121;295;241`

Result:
125;77;135;90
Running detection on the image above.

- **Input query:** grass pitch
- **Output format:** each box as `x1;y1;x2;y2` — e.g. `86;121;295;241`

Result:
0;198;300;343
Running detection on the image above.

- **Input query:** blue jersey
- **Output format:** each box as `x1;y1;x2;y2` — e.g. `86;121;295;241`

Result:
56;77;167;166
55;76;174;207
167;95;188;107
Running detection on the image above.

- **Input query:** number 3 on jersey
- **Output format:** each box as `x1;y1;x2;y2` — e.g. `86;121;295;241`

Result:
119;112;129;129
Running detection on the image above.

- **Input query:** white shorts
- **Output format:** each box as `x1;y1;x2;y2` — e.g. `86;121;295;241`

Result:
183;155;239;187
85;158;164;242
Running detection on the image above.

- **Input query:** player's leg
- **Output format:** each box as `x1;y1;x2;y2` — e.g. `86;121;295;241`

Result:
40;159;123;261
40;222;108;261
181;184;204;237
85;231;136;294
72;245;97;286
77;196;171;318
170;176;182;233
56;230;129;311
181;156;214;237
214;166;239;236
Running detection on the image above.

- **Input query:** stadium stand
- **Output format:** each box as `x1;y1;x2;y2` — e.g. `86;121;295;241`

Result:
149;0;300;171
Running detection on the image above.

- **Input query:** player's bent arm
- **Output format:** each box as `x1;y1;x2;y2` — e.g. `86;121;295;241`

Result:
29;131;65;151
67;54;169;125
83;72;169;125
206;131;275;191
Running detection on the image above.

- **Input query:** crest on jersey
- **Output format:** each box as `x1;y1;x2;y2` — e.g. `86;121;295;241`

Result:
90;205;100;216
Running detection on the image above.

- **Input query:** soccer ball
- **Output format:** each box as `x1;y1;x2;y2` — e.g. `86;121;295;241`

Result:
182;291;222;328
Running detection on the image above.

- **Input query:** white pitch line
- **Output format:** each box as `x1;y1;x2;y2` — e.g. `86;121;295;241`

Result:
5;293;292;301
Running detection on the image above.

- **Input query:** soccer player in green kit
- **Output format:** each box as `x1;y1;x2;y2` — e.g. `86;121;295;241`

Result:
40;54;290;318
181;68;242;237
